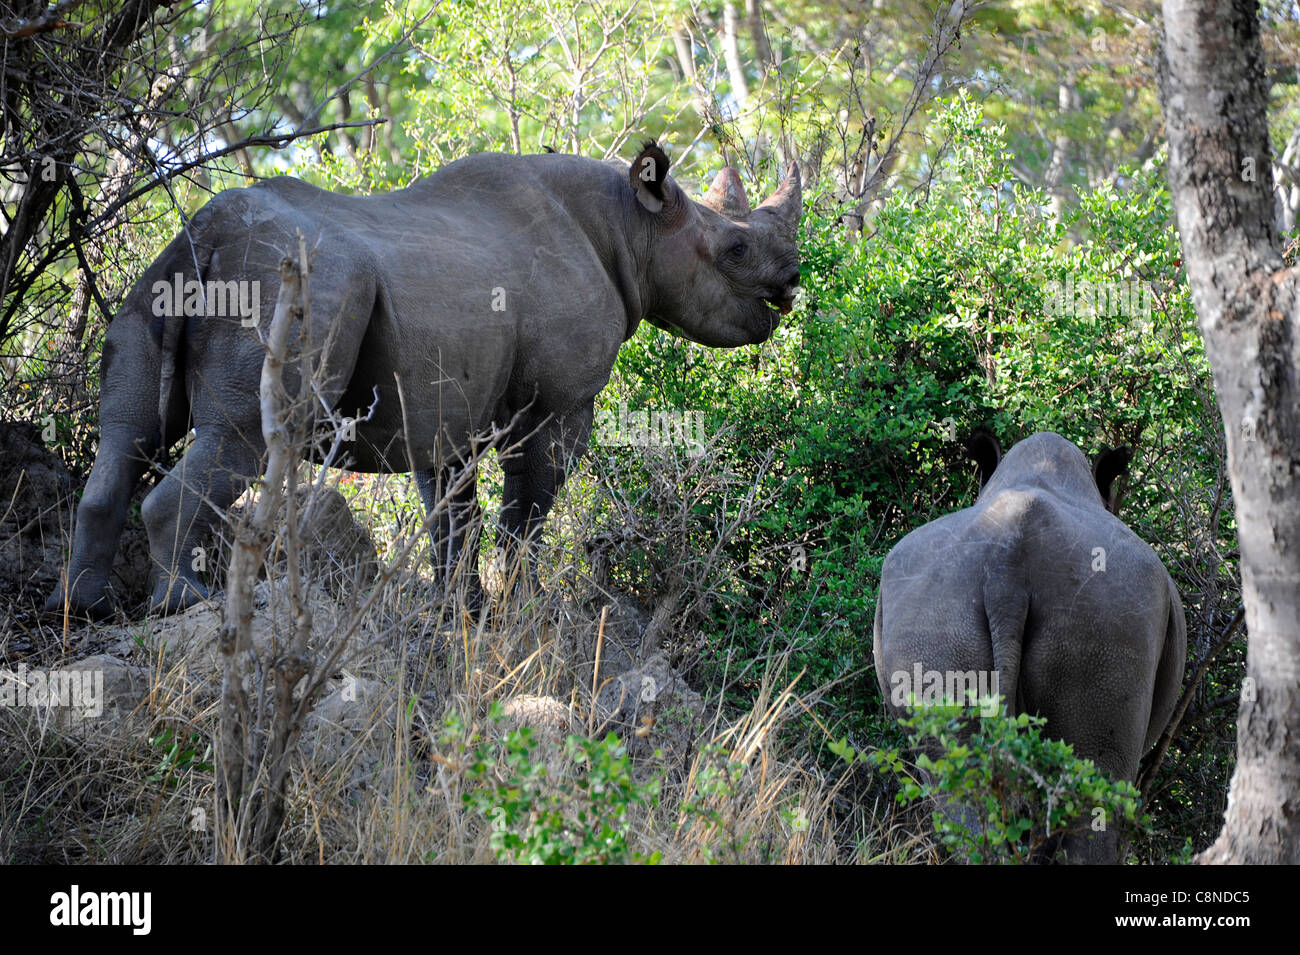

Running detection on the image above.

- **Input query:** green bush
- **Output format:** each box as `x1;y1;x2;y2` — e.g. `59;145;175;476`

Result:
602;94;1230;775
863;701;1147;864
447;705;661;865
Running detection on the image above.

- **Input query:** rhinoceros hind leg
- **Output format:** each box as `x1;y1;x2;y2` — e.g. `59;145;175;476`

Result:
142;427;261;616
149;575;211;615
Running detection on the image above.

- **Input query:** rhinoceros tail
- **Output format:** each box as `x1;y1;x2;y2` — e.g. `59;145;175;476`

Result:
983;581;1029;716
157;305;182;447
154;233;213;448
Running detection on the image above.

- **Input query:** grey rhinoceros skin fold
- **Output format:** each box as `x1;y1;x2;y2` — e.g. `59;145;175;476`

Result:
48;143;804;618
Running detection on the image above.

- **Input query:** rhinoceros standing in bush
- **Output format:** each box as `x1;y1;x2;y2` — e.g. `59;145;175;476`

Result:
48;142;802;618
872;430;1186;863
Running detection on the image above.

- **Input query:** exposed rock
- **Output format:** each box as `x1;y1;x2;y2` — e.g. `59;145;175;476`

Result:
226;484;379;600
108;578;353;682
294;485;380;593
299;674;399;790
0;653;152;740
496;695;577;775
502;694;576;742
0;421;73;531
592;652;704;776
551;593;650;692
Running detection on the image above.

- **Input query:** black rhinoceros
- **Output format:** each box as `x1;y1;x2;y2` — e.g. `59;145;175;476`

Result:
48;142;802;617
872;430;1186;863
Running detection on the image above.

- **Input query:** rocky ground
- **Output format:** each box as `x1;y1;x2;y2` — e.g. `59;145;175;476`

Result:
0;421;705;806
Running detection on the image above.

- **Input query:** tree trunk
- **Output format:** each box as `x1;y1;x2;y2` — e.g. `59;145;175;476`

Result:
721;4;750;109
1273;124;1300;235
1159;0;1300;864
1045;79;1078;222
745;0;772;80
672;29;712;126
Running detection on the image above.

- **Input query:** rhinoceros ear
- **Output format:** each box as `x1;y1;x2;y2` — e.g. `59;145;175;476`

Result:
965;427;1001;489
1094;445;1132;513
630;140;670;213
701;167;751;219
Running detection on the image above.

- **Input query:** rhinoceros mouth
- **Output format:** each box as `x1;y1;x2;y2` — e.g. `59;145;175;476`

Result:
763;294;795;316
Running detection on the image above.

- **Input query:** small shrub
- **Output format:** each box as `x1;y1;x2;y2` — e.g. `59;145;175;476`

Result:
448;705;661;865
675;743;753;864
861;701;1147;864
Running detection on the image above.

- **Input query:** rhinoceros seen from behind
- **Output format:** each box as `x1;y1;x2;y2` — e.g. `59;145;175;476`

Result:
48;141;802;618
872;430;1186;863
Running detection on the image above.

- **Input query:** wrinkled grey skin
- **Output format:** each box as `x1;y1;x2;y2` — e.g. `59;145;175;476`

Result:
47;147;801;618
872;432;1186;864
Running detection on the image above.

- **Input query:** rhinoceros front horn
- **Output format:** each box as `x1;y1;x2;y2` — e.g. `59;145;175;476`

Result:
701;167;751;219
755;163;802;239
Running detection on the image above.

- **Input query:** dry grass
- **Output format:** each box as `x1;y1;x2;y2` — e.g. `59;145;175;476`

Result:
0;591;902;864
1;445;920;865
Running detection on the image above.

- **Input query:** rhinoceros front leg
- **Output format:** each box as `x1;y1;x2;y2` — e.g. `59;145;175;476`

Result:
45;430;155;619
415;464;484;609
498;403;594;588
141;427;261;614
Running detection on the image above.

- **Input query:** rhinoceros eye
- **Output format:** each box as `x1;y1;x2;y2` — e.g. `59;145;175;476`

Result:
728;239;748;259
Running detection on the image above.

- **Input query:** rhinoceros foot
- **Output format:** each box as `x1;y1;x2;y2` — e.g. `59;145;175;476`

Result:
430;579;486;625
149;576;211;616
44;575;116;621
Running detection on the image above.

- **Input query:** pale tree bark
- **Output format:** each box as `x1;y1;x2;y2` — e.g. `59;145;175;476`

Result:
1273;124;1300;235
672;28;714;127
216;244;306;862
744;0;772;81
1045;78;1079;222
1159;0;1300;864
721;3;750;108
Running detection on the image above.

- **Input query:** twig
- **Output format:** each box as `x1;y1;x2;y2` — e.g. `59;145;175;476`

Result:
589;604;609;736
0;0;89;39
